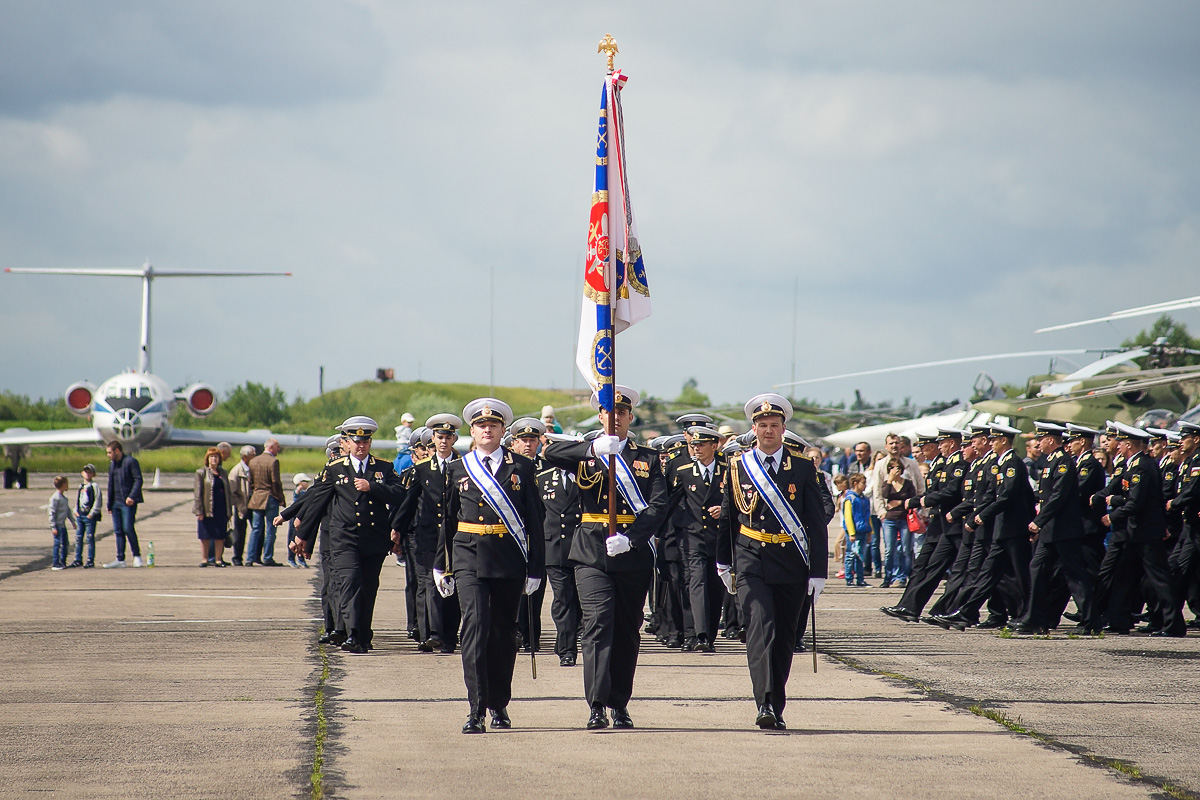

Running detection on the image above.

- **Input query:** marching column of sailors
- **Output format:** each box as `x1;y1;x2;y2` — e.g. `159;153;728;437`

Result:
882;419;1200;637
275;389;834;732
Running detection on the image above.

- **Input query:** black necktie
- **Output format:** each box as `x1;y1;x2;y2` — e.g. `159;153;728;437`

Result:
767;456;777;477
483;455;492;475
357;460;365;478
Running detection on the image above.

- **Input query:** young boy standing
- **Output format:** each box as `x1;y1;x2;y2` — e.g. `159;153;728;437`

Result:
842;474;871;587
48;476;76;571
72;464;103;568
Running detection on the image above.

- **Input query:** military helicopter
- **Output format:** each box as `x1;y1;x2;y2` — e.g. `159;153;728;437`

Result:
777;340;1200;451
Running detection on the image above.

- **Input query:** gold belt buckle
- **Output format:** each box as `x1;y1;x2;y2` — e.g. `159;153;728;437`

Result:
483;524;497;534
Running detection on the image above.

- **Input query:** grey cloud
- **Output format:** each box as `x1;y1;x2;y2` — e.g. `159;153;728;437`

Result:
0;0;388;115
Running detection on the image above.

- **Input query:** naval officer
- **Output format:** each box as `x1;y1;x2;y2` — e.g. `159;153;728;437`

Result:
295;416;405;653
716;394;828;730
541;385;667;730
435;399;545;733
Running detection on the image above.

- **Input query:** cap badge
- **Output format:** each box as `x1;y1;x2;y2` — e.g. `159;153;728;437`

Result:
482;405;492;416
760;401;772;412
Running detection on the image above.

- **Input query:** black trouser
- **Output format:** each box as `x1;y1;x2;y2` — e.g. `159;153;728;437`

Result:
1090;538;1182;633
416;548;460;645
930;526;980;616
402;533;418;634
1024;538;1093;628
956;535;1031;621
795;588;812;643
455;571;522;715
319;527;342;634
900;534;960;615
721;591;742;634
332;548;386;646
575;565;651;710
232;510;249;563
738;574;806;715
517;579;546;650
1171;528;1200;625
661;558;691;641
546;564;580;658
684;549;722;641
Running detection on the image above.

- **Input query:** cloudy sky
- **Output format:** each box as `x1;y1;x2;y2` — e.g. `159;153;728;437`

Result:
3;1;1198;411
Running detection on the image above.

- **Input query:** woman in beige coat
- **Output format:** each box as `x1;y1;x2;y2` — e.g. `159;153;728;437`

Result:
193;448;233;567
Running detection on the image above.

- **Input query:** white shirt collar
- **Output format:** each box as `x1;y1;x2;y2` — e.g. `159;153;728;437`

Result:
476;448;502;474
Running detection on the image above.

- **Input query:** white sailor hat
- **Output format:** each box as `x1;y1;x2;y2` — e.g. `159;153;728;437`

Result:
501;433;514;448
745;393;792;423
658;434;685;452
936;428;967;441
783;430;811;449
1166;431;1183;446
687;426;721;443
676;412;714;428
736;431;757;447
1178;421;1200;436
589;385;640;411
721;440;743;456
988;422;1021;438
648;435;667;451
1111;421;1151;441
509;417;547;438
337;416;378;439
464;398;513;427
1033;421;1069;437
426;413;463;433
1146;427;1172;441
325;433;343;450
914;430;939;446
415;427;434;446
1065;423;1100;440
967;424;992;438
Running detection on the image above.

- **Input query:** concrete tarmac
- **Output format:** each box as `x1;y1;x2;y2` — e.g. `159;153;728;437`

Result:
1;475;1195;799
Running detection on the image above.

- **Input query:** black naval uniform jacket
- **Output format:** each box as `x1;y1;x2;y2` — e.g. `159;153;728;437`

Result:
1076;450;1107;540
918;450;968;539
535;456;582;568
955;451;997;534
434;448;545;580
1031;448;1083;542
717;446;829;583
541;438;668;573
280;454;341;555
1161;455;1185;538
391;454;457;558
1173;451;1200;535
1094;453;1129;538
296;454;405;554
666;458;726;558
976;449;1036;540
1108;451;1166;544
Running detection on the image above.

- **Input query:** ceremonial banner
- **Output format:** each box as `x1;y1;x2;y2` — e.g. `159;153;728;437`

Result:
575;69;652;411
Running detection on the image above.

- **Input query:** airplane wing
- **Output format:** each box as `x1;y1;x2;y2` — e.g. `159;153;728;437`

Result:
165;428;335;449
0;427;105;446
165;427;406;450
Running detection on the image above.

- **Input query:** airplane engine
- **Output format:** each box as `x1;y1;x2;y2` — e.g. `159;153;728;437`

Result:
64;382;96;417
182;383;218;417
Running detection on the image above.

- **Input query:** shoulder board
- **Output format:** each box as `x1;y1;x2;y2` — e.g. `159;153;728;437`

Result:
785;444;808;459
328;457;349;466
948;452;962;463
414;455;432;465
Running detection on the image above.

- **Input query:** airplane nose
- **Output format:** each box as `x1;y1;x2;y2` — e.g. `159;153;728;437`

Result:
113;408;142;441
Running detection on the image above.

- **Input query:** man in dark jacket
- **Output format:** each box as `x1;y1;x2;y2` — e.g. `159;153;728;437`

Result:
1087;422;1185;636
1016;422;1091;634
104;441;144;568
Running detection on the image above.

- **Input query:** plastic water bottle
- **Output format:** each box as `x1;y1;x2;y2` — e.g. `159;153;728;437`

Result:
147;541;156;567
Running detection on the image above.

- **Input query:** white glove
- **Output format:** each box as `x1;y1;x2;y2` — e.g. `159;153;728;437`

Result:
808;577;826;601
433;569;456;598
524;576;542;595
592;434;623;456
717;564;735;595
605;533;631;556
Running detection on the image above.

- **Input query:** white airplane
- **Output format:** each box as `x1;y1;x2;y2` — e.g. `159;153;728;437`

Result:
1;263;339;488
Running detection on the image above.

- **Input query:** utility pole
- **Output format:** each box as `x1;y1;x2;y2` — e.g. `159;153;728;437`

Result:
319;366;324;396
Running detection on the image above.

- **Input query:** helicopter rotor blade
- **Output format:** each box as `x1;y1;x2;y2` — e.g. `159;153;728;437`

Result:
1036;296;1200;334
773;350;1089;388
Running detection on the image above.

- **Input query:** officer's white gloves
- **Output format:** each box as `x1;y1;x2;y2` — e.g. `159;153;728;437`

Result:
605;533;631;557
433;569;456;598
524;576;542;595
717;564;735;595
592;434;623;457
808;577;826;601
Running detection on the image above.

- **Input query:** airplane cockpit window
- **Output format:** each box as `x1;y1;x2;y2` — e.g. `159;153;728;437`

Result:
138;386;151;399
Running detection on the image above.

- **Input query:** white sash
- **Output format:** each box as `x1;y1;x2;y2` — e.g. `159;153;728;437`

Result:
742;449;809;566
463;450;528;561
598;450;649;515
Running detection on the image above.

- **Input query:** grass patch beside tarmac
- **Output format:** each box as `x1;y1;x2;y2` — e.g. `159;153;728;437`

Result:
827;651;1199;800
310;645;330;800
